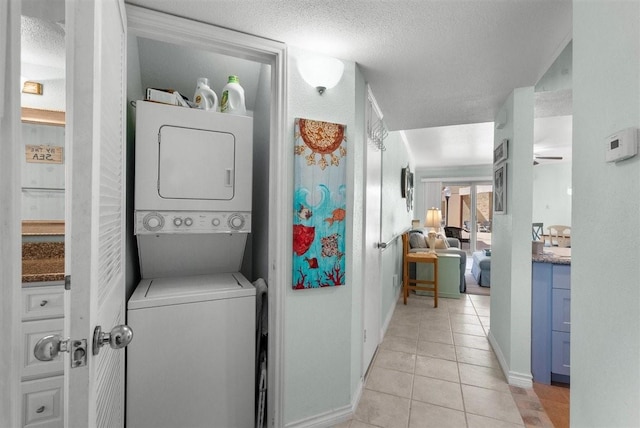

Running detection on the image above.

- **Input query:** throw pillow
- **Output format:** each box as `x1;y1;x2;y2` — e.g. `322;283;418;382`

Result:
409;232;427;248
434;238;448;249
435;233;450;249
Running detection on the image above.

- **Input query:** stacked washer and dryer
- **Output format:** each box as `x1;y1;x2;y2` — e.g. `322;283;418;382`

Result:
127;101;255;428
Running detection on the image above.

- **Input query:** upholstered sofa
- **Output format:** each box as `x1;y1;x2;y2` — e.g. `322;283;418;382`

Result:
407;229;467;293
471;250;491;287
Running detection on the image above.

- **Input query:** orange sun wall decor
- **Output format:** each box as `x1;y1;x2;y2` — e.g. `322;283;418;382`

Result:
292;118;347;289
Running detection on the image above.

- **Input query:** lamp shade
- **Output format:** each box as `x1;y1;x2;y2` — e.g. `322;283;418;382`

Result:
297;55;344;93
424;208;441;229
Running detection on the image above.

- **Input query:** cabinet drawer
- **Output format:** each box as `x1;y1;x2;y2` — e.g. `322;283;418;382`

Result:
552;264;571;289
551;331;570;376
22;376;63;428
552;288;571;332
22;287;64;321
22;319;64;380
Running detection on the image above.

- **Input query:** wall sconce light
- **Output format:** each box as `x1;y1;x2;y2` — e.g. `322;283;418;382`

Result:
424;207;442;253
22;80;43;95
297;55;344;95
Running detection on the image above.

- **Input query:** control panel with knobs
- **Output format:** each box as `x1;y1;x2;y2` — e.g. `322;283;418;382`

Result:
136;210;251;234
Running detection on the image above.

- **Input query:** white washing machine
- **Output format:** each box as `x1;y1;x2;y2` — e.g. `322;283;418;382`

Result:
126;273;256;428
128;101;256;427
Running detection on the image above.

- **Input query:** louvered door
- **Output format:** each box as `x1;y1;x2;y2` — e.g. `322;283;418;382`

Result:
66;0;128;426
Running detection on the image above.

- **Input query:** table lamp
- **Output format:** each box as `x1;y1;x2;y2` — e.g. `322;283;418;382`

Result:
424;208;442;253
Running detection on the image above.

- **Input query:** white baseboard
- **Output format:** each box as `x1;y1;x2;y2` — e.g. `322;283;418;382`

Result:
380;286;402;341
284;379;363;428
284;405;352;428
487;329;533;389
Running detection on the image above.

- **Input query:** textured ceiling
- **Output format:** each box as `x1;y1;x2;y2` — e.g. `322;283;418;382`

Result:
21;0;574;169
127;0;572;132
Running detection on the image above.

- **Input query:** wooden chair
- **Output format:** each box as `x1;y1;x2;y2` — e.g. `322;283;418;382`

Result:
402;233;438;307
547;225;571;247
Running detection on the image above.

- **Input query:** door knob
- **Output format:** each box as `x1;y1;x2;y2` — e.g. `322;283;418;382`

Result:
34;334;68;361
93;324;133;355
34;335;87;367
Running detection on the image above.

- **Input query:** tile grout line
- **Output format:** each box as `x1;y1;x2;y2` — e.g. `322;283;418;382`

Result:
454;295;470;427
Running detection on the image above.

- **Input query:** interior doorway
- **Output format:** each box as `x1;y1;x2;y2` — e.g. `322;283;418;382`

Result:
441;182;493;254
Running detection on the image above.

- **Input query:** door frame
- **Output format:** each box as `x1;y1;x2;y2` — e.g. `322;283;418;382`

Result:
126;5;288;426
0;1;23;426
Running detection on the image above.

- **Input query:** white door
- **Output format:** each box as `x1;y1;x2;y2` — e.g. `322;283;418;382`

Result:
1;2;23;426
362;88;383;373
65;0;128;426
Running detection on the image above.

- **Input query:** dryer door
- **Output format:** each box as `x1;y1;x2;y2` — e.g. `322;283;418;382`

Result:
158;125;235;200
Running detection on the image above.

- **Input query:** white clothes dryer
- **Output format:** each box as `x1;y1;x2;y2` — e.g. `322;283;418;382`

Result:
126;273;255;428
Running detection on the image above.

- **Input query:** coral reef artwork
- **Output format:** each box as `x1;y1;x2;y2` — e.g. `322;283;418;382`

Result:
293;118;347;289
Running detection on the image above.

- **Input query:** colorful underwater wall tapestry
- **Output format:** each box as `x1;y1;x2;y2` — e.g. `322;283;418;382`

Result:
292;118;347;289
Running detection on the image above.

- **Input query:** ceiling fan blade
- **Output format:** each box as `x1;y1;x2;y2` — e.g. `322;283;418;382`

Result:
534;156;563;160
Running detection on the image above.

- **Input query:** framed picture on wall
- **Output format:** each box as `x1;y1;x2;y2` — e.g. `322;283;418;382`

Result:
494;138;508;164
494;164;507;214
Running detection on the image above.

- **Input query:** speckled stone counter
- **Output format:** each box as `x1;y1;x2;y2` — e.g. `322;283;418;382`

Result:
532;247;571;265
22;242;65;283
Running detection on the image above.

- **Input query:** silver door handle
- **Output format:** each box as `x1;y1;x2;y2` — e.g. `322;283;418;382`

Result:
34;334;68;361
93;325;133;355
34;335;88;368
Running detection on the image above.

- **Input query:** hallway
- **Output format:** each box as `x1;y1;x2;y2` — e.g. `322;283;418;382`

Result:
336;293;556;427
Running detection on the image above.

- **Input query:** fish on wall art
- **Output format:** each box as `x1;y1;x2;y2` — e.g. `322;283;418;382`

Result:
292;118;347;289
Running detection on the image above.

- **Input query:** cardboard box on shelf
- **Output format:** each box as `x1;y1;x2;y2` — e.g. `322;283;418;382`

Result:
145;88;191;107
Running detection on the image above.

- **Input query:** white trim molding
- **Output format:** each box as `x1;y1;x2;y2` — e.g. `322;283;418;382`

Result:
488;329;533;388
126;6;288;427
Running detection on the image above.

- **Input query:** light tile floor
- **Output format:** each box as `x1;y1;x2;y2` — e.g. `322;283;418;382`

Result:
334;293;555;428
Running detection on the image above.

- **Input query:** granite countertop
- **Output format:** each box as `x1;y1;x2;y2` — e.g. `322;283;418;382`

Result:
22;242;65;283
532;247;571;265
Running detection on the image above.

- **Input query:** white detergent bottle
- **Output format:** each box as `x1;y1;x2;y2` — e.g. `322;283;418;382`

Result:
220;75;246;115
193;77;219;111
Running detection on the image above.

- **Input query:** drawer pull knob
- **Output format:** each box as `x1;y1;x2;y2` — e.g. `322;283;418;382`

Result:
36;406;45;413
40;300;48;307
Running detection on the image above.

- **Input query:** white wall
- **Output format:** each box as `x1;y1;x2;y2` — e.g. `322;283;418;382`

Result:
572;2;640;425
21;122;65;219
284;47;361;425
249;63;272;281
488;88;534;387
380;131;413;328
532;162;572;228
350;64;366;406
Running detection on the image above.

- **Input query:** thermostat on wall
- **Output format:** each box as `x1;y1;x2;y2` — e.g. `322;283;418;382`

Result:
605;127;638;163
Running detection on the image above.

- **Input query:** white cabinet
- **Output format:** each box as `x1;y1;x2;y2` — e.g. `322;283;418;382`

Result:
21;284;65;428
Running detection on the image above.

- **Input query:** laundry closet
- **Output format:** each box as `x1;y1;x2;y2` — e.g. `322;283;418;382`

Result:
125;16;273;427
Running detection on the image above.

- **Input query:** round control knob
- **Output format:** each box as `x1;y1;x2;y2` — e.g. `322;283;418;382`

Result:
143;212;164;232
173;217;183;227
228;213;245;230
184;217;193;227
211;218;221;227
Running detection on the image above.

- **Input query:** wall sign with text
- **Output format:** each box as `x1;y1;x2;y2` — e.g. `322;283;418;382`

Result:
25;145;64;164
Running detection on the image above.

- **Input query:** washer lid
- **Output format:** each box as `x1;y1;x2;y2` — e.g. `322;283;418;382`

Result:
129;273;255;309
